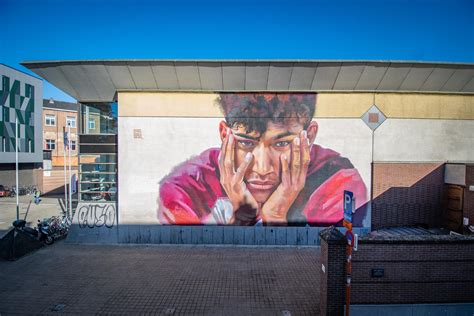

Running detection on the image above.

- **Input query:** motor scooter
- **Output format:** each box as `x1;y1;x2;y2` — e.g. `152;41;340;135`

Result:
12;219;54;245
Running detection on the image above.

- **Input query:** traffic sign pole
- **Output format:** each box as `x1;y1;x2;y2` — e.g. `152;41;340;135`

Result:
343;190;355;316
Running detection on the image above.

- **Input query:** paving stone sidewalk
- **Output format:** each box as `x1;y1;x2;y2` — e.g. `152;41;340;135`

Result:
0;243;320;315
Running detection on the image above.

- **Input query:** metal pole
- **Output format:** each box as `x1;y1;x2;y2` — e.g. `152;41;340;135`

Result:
15;117;19;221
345;239;353;316
68;125;73;218
343;196;354;316
63;127;68;217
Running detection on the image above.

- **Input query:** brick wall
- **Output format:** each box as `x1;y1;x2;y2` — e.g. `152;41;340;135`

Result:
372;163;445;229
43;109;78;162
464;165;474;226
351;237;474;304
52;156;78;167
322;232;474;309
319;228;346;316
42;168;78;194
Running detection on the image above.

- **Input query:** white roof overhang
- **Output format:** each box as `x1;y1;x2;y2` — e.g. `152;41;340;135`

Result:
21;60;474;102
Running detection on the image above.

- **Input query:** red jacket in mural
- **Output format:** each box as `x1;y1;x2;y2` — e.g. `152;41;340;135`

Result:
158;145;367;226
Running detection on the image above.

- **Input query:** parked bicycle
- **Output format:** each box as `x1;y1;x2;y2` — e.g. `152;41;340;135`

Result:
26;185;39;195
9;185;40;197
41;214;71;243
11;186;25;196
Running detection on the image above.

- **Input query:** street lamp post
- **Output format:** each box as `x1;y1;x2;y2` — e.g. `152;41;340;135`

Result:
15;116;19;221
68;124;73;218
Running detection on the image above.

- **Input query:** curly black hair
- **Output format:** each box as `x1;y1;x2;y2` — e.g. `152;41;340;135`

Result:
216;93;316;135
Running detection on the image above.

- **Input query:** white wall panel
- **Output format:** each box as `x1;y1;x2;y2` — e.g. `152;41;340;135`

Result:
118;117;222;224
118;117;372;225
315;119;372;189
374;119;474;162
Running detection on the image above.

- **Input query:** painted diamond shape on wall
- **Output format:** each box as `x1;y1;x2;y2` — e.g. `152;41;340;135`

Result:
362;105;386;131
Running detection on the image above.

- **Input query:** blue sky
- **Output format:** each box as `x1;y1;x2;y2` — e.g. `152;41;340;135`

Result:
1;0;473;102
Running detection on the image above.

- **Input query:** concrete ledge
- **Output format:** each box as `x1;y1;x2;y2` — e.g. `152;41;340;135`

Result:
350;303;474;316
116;225;368;245
67;202;370;245
66;224;119;244
360;234;474;244
118;225;323;245
66;202;119;244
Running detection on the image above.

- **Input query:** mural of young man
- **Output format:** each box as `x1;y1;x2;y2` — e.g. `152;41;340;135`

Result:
157;93;367;226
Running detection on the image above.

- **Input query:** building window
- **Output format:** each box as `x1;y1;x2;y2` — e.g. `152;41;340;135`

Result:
45;139;56;150
45;114;56;126
71;140;77;151
81;103;117;135
28;139;32;153
2;137;5;152
66;116;76;128
79;103;118;202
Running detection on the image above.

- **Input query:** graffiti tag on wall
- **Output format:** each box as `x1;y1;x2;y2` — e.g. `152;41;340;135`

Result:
76;203;116;228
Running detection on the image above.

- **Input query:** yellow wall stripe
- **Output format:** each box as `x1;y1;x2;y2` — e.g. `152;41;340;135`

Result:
118;92;474;120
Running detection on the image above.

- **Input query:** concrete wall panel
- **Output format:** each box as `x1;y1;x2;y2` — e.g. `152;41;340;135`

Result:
118;116;372;226
374;119;474;162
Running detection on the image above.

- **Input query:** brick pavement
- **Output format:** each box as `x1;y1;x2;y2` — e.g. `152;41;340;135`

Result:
0;243;320;315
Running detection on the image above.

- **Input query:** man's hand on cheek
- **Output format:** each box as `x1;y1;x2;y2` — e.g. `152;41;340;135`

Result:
261;130;311;225
218;129;258;224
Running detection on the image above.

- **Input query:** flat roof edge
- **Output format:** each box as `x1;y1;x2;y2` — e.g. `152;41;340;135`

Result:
20;59;474;67
1;63;44;81
114;89;474;95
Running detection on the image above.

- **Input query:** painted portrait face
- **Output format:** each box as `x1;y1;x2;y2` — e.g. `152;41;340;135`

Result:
219;119;318;204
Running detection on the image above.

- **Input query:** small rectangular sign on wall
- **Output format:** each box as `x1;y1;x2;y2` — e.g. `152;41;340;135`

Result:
371;268;384;278
133;129;142;139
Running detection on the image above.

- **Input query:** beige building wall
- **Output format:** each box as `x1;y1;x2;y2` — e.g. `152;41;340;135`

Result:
118;92;474;120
